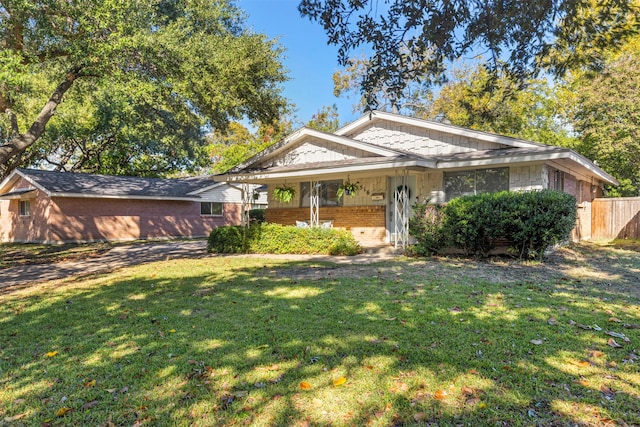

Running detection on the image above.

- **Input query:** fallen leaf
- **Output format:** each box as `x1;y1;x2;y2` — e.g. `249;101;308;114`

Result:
46;351;58;358
332;377;347;386
120;386;129;393
606;331;630;342
469;369;479;375
390;381;409;393
56;407;73;417
105;388;118;393
530;339;543;345
299;381;312;390
607;338;623;348
413;412;427;421
384;317;397;321
461;386;475;396
434;390;449;400
600;384;616;398
169;329;176;333
576;360;591;368
82;400;98;410
609;317;622;323
83;379;96;388
4;413;28;422
547;317;558;326
589;350;606;358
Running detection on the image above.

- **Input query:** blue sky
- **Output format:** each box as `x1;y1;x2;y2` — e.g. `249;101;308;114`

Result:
239;0;361;126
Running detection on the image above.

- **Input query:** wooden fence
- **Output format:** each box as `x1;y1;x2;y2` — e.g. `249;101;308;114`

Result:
589;197;640;240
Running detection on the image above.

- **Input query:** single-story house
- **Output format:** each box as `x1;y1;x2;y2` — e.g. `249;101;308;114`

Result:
0;168;266;243
216;110;618;247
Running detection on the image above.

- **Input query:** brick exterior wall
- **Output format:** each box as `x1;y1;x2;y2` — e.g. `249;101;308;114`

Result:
0;180;241;243
266;205;387;246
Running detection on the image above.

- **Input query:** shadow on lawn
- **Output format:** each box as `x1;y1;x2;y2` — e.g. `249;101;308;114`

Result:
1;250;639;426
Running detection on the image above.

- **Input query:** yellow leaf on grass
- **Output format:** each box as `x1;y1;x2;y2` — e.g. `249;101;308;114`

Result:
46;351;58;357
169;329;176;333
332;377;347;386
576;360;591;368
56;407;73;417
299;381;313;390
83;379;96;388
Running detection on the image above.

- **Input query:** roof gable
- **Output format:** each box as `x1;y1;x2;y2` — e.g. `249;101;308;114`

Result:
336;111;544;151
228;127;405;173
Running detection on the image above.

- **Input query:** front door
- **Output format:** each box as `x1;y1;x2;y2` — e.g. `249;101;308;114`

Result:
386;174;416;247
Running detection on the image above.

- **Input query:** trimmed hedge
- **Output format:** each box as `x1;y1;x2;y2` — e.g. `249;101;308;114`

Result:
207;223;361;256
409;190;577;260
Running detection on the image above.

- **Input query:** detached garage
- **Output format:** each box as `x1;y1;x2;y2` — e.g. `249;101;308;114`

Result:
0;168;265;243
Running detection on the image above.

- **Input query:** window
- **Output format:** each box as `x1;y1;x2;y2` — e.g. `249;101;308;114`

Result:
200;202;223;216
300;180;343;207
19;200;31;217
444;167;509;201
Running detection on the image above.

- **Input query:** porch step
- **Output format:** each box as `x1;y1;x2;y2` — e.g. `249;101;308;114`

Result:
360;245;402;255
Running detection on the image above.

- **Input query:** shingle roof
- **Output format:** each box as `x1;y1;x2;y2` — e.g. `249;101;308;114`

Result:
12;169;218;199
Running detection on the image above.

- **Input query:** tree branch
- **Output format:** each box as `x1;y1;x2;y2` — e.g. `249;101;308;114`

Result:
0;67;81;167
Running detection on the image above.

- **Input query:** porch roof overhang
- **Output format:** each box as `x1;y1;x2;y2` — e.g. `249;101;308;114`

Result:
0;188;37;199
217;146;618;187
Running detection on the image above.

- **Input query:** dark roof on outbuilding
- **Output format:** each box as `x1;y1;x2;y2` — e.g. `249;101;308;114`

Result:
8;169;218;199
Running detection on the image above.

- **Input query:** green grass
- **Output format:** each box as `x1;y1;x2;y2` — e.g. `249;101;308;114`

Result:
1;243;639;426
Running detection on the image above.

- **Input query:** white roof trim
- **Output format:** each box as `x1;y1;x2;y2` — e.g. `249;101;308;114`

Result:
47;192;204;202
185;181;225;196
335;110;544;149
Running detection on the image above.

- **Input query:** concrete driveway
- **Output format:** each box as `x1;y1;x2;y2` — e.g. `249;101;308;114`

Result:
1;240;398;291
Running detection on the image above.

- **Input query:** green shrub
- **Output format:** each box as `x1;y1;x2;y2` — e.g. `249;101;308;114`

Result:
504;190;577;260
408;190;577;260
408;201;447;256
249;208;265;224
207;223;361;256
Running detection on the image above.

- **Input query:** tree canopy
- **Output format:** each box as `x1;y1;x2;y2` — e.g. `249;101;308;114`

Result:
0;0;288;178
299;0;640;110
561;39;640;196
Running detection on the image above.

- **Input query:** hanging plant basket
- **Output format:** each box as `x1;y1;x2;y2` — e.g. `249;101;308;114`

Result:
337;180;360;199
273;185;296;203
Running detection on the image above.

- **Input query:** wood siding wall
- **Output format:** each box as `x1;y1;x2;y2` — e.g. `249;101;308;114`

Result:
591;197;640;240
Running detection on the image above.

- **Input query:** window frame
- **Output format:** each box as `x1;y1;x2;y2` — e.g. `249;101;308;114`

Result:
300;179;343;208
444;167;509;202
19;199;31;217
200;201;223;216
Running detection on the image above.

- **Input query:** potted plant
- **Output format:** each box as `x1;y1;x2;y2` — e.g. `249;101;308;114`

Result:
273;184;296;203
337;180;360;199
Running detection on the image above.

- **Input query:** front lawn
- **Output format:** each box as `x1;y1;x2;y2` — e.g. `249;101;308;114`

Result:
1;243;639;426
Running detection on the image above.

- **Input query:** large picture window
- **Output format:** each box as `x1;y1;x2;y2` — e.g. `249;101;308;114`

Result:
300;180;343;207
444;167;509;201
200;202;223;216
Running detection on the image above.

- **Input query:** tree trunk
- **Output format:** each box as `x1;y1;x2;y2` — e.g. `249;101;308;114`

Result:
0;68;81;169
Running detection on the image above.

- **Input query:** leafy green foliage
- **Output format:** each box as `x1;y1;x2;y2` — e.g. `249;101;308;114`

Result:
409;191;577;260
305;104;341;133
299;0;639;109
0;0;288;178
248;208;266;224
272;185;296;203
207;223;361;255
407;201;447;256
420;65;576;147
560;40;640;196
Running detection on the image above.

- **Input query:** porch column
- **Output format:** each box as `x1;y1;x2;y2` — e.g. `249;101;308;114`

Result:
393;170;409;249
241;183;251;227
310;179;320;227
